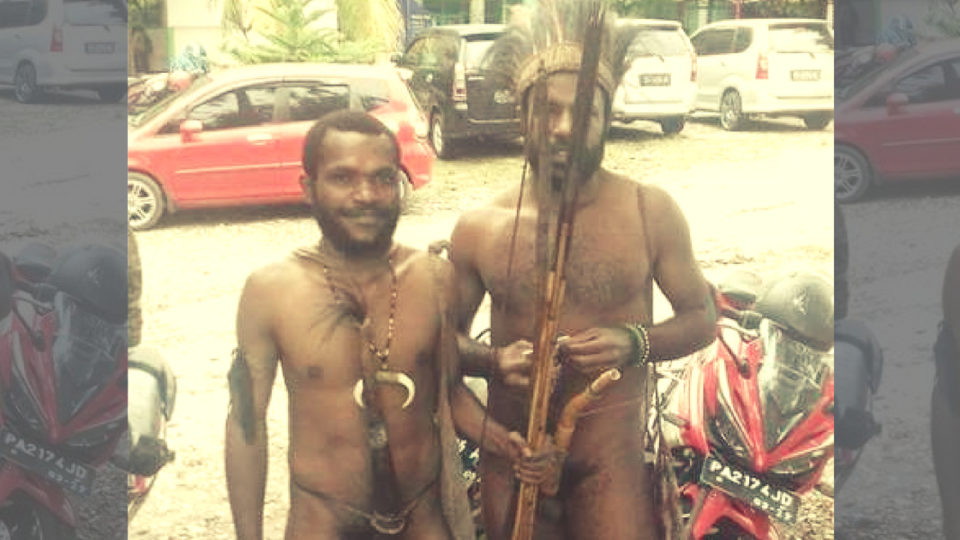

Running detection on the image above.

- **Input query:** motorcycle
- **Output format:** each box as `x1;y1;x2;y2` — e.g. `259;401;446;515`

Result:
654;270;835;539
125;345;177;520
833;318;882;493
0;242;127;539
127;71;199;116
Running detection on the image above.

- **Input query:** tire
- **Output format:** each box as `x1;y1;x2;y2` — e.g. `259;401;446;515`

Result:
660;117;685;135
429;111;453;159
397;169;414;212
97;84;126;103
0;492;76;540
14;63;41;104
719;90;745;131
803;112;833;130
128;172;166;230
835;146;873;203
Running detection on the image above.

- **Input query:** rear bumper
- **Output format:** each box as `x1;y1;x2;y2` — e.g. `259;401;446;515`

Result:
613;101;694;121
740;85;833;115
35;58;125;88
449;110;521;140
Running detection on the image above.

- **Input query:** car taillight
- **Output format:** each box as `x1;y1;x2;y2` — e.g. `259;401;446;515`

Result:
691;53;697;82
51;25;63;52
453;63;467;102
756;52;768;80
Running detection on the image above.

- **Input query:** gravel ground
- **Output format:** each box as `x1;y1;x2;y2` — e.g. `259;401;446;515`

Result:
834;182;960;539
129;114;834;539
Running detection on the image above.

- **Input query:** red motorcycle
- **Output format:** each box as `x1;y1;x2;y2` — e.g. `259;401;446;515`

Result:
655;270;834;539
0;242;127;539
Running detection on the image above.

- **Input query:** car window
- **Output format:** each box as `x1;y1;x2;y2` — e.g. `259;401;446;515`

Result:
64;0;126;25
692;29;735;56
275;83;350;122
865;63;952;107
732;27;753;54
238;86;278;125
350;78;394;111
463;39;497;70
0;0;30;28
628;27;690;58
768;23;833;53
188;92;242;131
894;64;952;103
403;38;429;67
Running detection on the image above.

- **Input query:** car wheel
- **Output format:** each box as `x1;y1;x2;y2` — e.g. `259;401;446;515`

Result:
128;172;166;230
803;112;833;130
430;111;454;159
14;63;41;104
719;90;744;131
398;169;414;211
835;146;873;203
660;117;685;135
97;84;126;103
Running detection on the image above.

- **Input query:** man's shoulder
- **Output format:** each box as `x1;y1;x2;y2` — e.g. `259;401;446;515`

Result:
601;171;680;215
243;251;312;295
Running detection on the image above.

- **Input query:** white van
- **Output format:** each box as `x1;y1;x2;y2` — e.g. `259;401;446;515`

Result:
612;19;697;135
689;19;834;130
0;0;126;103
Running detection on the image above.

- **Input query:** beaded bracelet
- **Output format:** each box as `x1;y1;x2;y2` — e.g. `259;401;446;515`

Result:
623;323;650;367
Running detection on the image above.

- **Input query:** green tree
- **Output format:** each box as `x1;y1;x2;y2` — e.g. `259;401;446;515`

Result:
220;0;402;65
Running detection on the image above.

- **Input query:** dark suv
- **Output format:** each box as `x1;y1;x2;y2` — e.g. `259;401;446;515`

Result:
398;24;521;158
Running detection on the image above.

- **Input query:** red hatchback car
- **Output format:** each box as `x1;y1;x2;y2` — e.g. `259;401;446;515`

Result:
127;63;434;229
835;39;960;203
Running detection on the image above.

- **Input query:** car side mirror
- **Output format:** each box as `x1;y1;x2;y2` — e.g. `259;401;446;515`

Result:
886;92;908;115
389;52;402;64
180;119;203;142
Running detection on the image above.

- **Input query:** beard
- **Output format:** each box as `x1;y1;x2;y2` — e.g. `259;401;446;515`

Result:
527;139;605;188
313;199;400;259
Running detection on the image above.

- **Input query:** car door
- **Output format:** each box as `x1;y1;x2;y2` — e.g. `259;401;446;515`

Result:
864;58;960;177
271;80;351;198
691;27;736;110
61;0;127;76
169;86;281;205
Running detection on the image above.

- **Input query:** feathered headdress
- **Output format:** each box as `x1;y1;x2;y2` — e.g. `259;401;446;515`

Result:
482;0;639;108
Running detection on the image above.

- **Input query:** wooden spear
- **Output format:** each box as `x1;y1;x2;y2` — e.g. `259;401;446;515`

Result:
510;3;608;539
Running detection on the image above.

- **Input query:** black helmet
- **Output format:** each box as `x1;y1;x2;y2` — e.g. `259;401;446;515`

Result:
755;272;834;351
47;243;126;324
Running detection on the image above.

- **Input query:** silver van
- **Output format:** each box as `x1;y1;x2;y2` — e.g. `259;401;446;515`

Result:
0;0;126;103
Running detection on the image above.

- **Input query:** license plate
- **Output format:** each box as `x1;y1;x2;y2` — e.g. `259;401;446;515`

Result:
0;428;96;496
85;42;115;54
700;455;800;524
791;70;820;82
640;74;671;86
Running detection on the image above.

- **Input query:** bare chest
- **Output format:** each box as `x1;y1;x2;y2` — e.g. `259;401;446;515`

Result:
481;211;652;317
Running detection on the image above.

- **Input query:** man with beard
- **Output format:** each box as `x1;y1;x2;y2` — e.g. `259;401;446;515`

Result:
447;2;716;538
933;244;960;540
224;110;553;540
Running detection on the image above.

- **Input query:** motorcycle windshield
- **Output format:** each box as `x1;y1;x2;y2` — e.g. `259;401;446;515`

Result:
52;293;125;423
758;319;832;449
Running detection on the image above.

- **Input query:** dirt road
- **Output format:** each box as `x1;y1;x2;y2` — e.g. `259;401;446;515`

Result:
129;116;834;539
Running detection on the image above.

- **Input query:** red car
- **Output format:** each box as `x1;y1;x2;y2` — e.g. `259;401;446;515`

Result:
835;39;960;203
127;63;434;229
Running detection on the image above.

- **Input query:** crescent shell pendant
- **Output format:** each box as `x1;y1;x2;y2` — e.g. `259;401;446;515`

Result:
352;371;416;409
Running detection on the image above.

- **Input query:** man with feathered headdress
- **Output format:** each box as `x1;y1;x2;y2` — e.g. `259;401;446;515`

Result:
448;1;716;538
